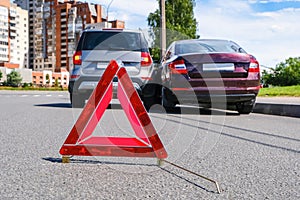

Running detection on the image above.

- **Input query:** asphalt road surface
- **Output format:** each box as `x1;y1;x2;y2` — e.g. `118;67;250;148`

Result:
0;91;299;199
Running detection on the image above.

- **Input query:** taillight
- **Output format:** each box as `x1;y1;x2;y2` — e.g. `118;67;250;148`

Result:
168;59;188;74
249;56;260;73
248;55;259;72
70;67;80;80
70;74;80;79
73;51;82;65
141;52;152;67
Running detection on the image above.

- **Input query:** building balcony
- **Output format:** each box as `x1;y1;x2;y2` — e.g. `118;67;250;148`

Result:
43;13;50;19
9;26;17;32
47;30;53;35
36;13;42;18
68;50;74;57
68;33;75;39
10;32;17;37
35;7;42;13
35;30;42;35
43;7;50;12
10;10;17;17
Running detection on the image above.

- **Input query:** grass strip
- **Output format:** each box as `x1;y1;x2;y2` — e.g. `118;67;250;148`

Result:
0;86;67;91
258;85;300;97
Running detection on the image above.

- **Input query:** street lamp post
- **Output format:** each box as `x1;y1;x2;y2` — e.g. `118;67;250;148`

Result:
106;0;114;21
160;0;166;58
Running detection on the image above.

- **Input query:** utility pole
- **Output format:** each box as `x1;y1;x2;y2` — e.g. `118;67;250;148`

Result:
160;0;166;58
106;0;114;21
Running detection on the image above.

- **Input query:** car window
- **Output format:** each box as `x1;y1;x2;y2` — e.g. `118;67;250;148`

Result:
175;40;247;54
82;32;143;51
162;42;175;62
176;42;214;54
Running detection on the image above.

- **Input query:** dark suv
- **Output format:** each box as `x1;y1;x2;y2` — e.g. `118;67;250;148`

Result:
69;28;157;108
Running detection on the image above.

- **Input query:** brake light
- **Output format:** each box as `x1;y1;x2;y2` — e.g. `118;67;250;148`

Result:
73;51;82;65
102;28;123;31
141;52;152;67
168;59;187;74
70;67;80;80
249;58;260;73
70;74;80;79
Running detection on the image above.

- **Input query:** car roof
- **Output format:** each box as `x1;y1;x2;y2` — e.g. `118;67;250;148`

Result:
174;39;233;44
82;28;142;34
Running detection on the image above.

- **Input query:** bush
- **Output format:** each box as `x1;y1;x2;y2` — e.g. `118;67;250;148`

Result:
262;57;300;86
7;71;22;87
22;83;30;88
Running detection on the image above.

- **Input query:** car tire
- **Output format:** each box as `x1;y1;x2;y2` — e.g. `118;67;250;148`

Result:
161;86;177;111
70;93;85;108
236;100;255;114
143;97;159;111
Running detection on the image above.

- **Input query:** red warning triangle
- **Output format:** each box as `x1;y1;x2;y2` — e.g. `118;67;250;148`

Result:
60;60;168;159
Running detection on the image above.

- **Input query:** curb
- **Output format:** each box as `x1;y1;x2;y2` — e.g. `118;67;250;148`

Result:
253;103;300;118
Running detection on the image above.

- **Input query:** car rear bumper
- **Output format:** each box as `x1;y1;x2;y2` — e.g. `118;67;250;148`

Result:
170;87;259;104
69;76;146;98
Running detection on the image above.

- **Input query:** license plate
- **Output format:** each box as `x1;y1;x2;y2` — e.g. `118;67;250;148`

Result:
96;63;109;69
203;63;234;71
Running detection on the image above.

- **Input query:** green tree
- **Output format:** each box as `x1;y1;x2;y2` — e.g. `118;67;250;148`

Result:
147;0;198;61
262;57;300;86
54;78;59;87
45;74;50;84
0;70;2;80
7;71;22;87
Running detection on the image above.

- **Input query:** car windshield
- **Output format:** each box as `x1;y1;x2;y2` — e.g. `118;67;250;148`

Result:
175;40;247;55
82;32;143;51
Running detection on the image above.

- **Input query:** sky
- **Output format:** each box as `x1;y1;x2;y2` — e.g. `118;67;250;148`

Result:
86;0;300;68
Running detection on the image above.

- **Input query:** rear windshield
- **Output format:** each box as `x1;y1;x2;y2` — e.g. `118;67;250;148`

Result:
175;40;247;55
79;31;145;51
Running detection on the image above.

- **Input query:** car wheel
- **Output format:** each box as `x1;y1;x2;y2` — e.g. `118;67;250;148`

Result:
71;93;85;108
161;86;177;111
143;97;159;111
236;100;255;114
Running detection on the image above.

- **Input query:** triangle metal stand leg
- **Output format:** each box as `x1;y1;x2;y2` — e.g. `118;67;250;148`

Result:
158;159;221;194
62;156;70;163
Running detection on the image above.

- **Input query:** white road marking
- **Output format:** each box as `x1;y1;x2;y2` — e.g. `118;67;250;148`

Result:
0;93;67;98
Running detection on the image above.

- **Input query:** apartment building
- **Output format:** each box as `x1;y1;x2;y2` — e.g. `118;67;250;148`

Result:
32;68;69;88
55;1;105;72
0;0;29;69
14;0;125;73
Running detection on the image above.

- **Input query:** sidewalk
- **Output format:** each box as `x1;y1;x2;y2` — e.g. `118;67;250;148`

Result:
254;97;300;118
